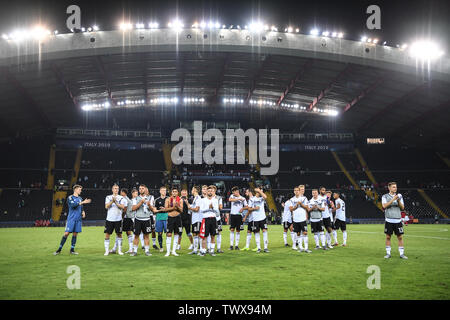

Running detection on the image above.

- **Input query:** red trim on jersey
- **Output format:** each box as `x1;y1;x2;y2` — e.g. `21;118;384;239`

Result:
199;218;206;239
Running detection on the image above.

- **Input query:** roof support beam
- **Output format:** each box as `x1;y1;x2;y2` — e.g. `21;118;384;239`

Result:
3;66;51;128
308;64;352;111
51;62;77;109
213;53;231;104
95;56;116;106
277;59;312;106
356;81;428;134
389;98;450;138
244;55;271;105
343;74;387;112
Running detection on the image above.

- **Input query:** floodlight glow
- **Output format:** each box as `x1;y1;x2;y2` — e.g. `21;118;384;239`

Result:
169;19;184;31
120;22;132;30
322;31;329;37
82;105;92;111
361;36;367;42
249;22;264;32
332;32;337;37
287;26;293;33
93;25;99;31
401;43;408;49
271;25;277;32
410;41;444;60
367;38;372;43
310;28;319;36
200;21;206;28
295;28;300;33
338;32;343;38
135;23;145;29
148;22;158;29
373;38;378;44
2;34;9;40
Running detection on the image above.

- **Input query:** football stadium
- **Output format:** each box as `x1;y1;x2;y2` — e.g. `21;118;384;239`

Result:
0;0;449;303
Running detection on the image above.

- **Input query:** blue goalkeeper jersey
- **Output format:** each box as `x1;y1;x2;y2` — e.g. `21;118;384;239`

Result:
67;195;83;222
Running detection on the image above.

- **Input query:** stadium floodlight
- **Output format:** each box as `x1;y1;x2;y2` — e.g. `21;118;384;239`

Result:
135;23;145;29
87;27;92;32
2;34;9;40
361;36;367;42
383;41;387;46
287;26;293;33
93;25;99;31
367;38;372;43
236;25;241;30
82;105;92;111
249;22;264;33
271;25;277;32
168;19;184;31
200;21;206;29
410;41;444;60
310;28;319;36
31;26;50;40
215;22;220;29
81;27;86;32
148;22;158;29
120;22;132;31
373;38;379;44
322;31;329;37
264;25;269;31
222;25;226;29
295;28;300;33
338;32;344;38
401;43;408;49
332;32;337;37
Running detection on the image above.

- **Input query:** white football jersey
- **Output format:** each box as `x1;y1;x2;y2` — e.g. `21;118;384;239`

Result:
319;195;331;219
308;197;324;222
290;195;308;222
250;196;266;222
335;198;346;221
215;195;223;221
282;200;293;223
105;194;127;222
199;197;220;219
229;195;248;215
190;195;202;224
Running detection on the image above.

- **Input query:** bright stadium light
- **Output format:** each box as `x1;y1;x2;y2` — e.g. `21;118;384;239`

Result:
332;32;337;37
168;19;184;31
361;36;367;42
310;28;319;36
373;38;379;44
82;105;92;111
93;25;99;31
322;31;329;37
338;32;344;38
148;22;158;29
249;22;264;33
2;34;9;40
410;41;444;60
271;25;277;32
120;22;132;30
401;43;408;49
135;23;145;29
287;26;293;33
200;21;206;29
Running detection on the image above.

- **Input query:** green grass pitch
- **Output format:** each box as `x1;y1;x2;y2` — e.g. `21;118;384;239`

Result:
0;224;449;299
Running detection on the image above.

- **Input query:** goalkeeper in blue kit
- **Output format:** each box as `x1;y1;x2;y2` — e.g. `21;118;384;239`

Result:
53;185;91;255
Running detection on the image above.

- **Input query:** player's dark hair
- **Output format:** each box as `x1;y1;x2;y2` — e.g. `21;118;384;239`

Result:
388;182;397;187
139;184;147;188
171;187;179;191
120;188;128;195
73;184;82;190
131;188;138;193
231;186;239;192
319;186;325;190
160;186;167;190
192;185;200;193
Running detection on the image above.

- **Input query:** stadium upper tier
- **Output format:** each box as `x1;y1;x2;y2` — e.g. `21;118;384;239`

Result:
1;29;450;149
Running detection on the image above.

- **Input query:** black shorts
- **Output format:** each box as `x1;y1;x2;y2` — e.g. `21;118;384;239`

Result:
203;217;217;237
252;218;268;233
122;218;134;232
192;221;201;234
384;221;404;236
247;221;254;233
134;219;152;235
293;221;308;234
167;215;183;234
311;220;324;233
104;220;122;234
181;216;191;235
230;215;243;230
335;219;347;231
150;215;156;231
323;217;332;230
283;221;293;230
216;218;223;232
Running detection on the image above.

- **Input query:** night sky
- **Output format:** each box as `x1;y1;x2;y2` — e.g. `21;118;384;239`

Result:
0;0;449;51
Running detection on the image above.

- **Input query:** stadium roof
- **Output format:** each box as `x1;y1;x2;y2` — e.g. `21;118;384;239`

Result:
1;29;450;148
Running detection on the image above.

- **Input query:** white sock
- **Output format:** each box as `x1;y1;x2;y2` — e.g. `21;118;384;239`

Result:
303;234;309;250
152;237;156;246
326;232;331;246
118;237;122;252
314;233;319;247
133;244;138;253
399;246;404;256
217;234;222;250
332;230;338;243
263;230;268;249
139;233;144;247
199;238;203;250
104;239;110;252
166;236;172;253
193;236;198;251
210;242;216;252
386;246;391;255
144;245;149;253
246;233;252;248
235;232;240;246
207;235;211;248
128;235;134;249
173;234;179;252
297;234;304;249
290;232;296;245
230;232;235;247
320;232;325;247
283;231;288;245
343;231;347;244
112;237;118;251
255;232;261;250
